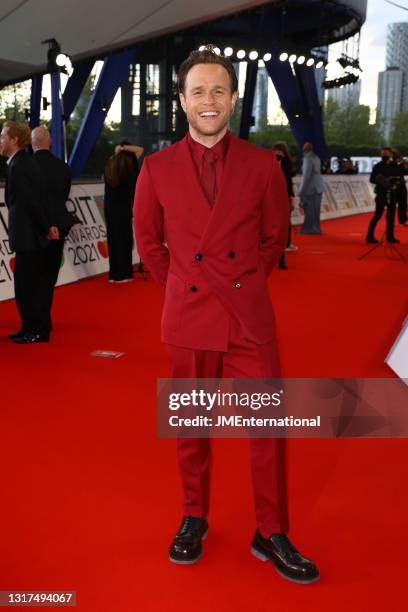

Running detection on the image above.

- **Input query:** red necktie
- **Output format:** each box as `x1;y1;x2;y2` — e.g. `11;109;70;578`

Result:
201;148;217;206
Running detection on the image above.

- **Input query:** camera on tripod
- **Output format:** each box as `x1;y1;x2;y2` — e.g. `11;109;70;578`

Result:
375;174;403;192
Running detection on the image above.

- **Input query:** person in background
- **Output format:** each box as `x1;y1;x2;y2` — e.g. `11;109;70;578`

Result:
366;147;401;244
273;142;297;270
392;150;408;227
298;142;324;235
104;141;143;283
31;126;73;336
0;121;57;343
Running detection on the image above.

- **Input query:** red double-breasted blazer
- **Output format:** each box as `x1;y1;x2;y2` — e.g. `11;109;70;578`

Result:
134;132;289;351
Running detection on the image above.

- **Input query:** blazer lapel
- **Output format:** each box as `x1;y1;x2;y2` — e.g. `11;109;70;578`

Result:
173;136;212;227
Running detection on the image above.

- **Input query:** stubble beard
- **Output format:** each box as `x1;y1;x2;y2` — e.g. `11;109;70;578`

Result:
187;110;231;139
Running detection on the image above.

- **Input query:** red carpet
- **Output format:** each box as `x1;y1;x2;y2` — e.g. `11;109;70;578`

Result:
0;213;407;611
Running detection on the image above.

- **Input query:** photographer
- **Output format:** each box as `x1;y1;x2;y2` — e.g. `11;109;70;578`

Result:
366;147;402;244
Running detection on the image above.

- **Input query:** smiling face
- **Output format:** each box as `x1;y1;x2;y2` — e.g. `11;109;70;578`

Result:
179;63;238;145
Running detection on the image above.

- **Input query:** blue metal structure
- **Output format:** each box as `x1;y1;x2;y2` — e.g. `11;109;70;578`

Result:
50;72;63;159
29;75;42;129
69;48;137;178
63;60;94;123
265;59;326;160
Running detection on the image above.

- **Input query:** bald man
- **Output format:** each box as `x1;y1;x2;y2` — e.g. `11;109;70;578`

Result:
32;127;72;336
298;142;324;234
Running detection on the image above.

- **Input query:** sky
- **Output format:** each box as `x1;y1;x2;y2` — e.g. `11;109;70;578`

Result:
359;0;408;108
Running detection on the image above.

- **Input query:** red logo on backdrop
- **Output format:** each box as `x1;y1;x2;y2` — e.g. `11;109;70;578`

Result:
9;257;15;273
97;240;109;258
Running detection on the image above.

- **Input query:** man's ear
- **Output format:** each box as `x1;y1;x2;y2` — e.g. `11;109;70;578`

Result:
179;93;187;113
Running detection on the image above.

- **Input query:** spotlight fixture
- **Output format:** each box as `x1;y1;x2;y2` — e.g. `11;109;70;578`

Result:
224;47;233;57
249;50;258;60
42;38;72;74
297;55;306;65
263;52;272;62
322;73;360;89
279;52;289;62
213;47;221;55
198;45;206;51
306;58;315;67
237;49;246;59
316;60;324;69
289;54;297;63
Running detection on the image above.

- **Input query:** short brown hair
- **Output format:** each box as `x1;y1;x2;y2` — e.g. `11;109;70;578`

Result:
3;121;31;148
178;46;238;94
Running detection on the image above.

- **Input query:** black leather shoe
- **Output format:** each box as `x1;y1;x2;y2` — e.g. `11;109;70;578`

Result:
169;516;208;564
366;236;379;244
13;333;50;344
278;261;288;269
387;237;400;243
8;329;25;340
251;531;319;584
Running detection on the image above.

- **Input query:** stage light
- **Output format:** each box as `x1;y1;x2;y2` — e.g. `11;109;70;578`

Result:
249;50;258;60
224;47;233;57
42;37;72;75
289;54;297;63
279;52;288;62
316;60;324;69
199;45;206;51
213;47;221;55
263;52;272;62
306;58;315;67
56;53;68;67
297;55;306;65
237;49;246;59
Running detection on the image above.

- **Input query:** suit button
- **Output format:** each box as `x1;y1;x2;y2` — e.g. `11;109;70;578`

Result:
228;251;236;258
234;282;241;289
190;286;198;292
195;253;203;261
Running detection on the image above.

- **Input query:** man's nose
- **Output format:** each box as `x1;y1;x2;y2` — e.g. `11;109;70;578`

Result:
202;92;216;104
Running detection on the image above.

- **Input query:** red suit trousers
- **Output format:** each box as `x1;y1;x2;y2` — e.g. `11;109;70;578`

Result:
166;317;289;537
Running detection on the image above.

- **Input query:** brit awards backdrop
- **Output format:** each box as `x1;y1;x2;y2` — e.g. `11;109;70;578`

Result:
0;176;373;302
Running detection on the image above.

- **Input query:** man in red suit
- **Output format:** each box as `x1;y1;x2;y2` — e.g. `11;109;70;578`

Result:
134;47;319;584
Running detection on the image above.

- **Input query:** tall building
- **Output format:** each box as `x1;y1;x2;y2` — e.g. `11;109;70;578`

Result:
327;81;361;107
377;22;408;142
377;68;404;141
251;66;269;131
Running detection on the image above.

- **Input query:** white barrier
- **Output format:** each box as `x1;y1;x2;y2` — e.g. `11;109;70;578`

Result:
0;176;375;302
0;182;138;302
292;174;375;225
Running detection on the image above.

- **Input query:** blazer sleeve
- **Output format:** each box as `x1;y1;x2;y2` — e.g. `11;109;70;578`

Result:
17;158;49;237
298;155;312;196
259;155;290;276
134;157;170;287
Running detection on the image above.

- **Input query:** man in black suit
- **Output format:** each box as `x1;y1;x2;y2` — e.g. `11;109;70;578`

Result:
0;121;57;343
366;147;402;244
32;126;72;333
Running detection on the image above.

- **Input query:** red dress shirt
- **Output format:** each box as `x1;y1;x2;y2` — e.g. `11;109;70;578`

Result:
187;131;230;205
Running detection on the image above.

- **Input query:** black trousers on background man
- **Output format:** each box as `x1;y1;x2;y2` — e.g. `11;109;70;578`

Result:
367;194;396;240
397;189;407;225
44;240;64;331
14;250;49;336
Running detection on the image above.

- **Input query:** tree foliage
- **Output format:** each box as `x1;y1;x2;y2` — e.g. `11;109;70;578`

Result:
0;81;31;123
323;99;383;147
389;112;408;149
